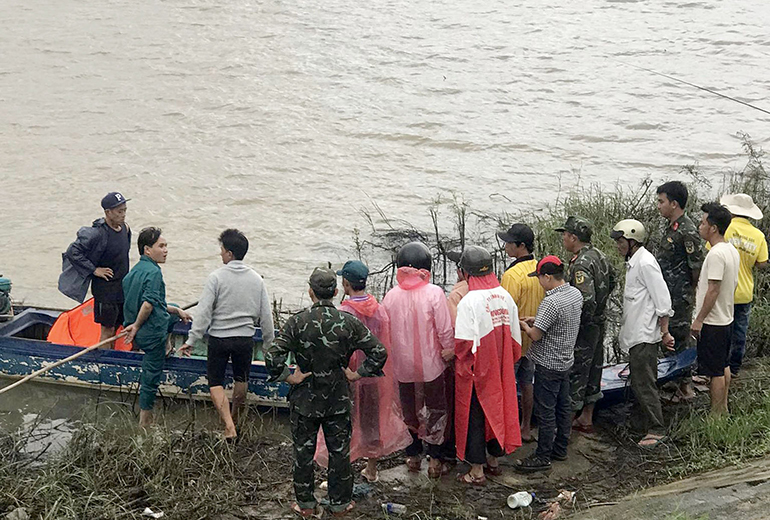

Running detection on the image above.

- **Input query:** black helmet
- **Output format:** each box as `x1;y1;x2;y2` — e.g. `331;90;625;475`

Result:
396;242;432;271
459;245;493;277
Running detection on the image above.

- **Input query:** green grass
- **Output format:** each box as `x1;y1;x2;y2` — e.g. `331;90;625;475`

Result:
668;359;770;475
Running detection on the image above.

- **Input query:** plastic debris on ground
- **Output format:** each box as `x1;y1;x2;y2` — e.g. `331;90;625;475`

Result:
142;507;165;519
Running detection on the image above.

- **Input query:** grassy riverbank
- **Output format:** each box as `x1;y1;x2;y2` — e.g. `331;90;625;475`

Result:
2;136;769;519
3;359;770;519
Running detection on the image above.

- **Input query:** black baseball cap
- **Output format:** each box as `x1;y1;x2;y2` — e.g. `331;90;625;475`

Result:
101;192;130;210
497;223;535;247
446;251;463;264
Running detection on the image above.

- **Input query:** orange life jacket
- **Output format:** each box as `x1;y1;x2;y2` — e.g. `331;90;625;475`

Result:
47;298;131;351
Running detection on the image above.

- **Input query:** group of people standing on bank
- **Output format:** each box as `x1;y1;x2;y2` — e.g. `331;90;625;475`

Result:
57;182;768;517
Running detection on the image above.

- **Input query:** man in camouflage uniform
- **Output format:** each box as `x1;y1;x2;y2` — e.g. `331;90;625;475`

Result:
265;268;387;518
556;216;615;431
656;181;703;400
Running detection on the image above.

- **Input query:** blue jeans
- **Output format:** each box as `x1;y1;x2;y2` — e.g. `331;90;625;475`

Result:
534;364;571;460
729;303;752;375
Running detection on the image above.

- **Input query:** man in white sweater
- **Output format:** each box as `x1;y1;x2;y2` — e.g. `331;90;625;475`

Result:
179;229;275;440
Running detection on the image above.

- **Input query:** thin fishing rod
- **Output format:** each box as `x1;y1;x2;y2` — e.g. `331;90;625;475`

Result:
611;58;770;117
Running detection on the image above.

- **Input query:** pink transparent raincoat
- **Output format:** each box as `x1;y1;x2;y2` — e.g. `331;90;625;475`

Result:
381;267;455;445
314;294;412;466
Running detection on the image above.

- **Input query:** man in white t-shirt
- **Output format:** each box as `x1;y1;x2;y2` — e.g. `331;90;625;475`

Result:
692;203;740;415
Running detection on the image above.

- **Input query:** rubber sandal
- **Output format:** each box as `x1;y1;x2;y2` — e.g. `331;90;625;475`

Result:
572;422;595;434
332;501;355;517
291;503;322;519
483;463;503;476
360;468;379;483
638;434;666;449
427;464;444;479
456;472;486;485
551;451;568;461
405;456;421;473
521;434;536;443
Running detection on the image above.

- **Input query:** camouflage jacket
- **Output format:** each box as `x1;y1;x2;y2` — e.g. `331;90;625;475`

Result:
265;300;387;418
567;244;616;326
655;213;703;306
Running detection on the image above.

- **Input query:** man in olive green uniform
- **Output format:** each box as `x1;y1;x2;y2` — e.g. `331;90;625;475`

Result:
656;181;703;400
265;268;387;518
556;216;615;431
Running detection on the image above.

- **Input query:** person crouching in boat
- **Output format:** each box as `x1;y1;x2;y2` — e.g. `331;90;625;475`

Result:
266;268;387;518
314;260;411;483
611;220;674;448
453;246;522;484
381;242;455;478
177;229;275;442
122;227;191;427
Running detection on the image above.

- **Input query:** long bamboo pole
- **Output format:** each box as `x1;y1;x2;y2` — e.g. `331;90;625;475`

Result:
0;332;125;395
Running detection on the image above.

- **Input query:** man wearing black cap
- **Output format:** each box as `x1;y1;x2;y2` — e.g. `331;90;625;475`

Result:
59;192;131;345
265;268;387;518
498;223;544;442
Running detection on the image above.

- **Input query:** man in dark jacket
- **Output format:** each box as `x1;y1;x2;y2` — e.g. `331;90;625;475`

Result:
58;192;131;344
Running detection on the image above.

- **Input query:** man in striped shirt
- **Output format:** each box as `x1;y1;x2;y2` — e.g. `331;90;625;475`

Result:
498;223;545;442
517;256;583;472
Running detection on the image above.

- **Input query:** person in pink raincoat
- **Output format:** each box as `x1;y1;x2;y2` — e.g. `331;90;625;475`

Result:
382;242;456;478
315;260;411;482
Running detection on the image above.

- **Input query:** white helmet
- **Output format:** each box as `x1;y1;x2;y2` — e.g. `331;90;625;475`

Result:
610;219;646;243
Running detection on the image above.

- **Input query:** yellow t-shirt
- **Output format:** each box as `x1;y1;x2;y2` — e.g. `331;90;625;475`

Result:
718;217;768;304
501;257;545;354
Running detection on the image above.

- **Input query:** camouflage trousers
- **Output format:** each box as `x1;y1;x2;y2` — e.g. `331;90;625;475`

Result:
570;322;605;412
664;300;694;384
290;409;352;513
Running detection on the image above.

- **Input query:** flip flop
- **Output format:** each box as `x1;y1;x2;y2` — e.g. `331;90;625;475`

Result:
405;456;422;473
521;434;537;443
483;464;503;476
291;503;323;519
572;422;595;434
428;462;451;479
360;468;379;483
456;471;486;485
638;434;666;448
331;501;355;517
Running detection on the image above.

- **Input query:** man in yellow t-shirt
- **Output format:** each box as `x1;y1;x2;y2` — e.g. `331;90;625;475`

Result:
720;194;768;376
498;223;545;442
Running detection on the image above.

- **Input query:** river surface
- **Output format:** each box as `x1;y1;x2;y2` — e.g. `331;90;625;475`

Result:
1;0;769;310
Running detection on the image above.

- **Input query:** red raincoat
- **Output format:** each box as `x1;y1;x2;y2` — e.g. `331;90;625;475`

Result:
454;273;522;460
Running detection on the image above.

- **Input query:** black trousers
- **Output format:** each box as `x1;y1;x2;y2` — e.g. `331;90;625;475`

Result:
463;387;504;465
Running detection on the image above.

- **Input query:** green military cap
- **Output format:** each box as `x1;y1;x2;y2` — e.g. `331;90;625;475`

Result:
554;215;593;242
309;267;337;292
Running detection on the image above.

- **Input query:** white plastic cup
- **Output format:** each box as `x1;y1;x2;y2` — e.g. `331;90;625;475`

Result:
507;491;534;509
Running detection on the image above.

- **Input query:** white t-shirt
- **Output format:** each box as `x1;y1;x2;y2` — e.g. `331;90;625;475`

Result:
695;241;740;326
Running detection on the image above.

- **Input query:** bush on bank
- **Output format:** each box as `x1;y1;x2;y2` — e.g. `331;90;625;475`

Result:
355;133;769;364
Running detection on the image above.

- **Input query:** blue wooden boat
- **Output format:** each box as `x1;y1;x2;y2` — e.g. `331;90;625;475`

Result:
0;306;290;407
0;306;696;407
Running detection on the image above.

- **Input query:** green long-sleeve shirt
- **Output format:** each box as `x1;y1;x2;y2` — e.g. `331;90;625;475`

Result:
122;255;170;346
265;300;387;417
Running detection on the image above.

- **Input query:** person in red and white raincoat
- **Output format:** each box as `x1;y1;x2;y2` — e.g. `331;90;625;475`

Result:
453;246;522;484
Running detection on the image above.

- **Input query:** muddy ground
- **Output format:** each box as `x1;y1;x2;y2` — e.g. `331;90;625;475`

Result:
210;394;697;520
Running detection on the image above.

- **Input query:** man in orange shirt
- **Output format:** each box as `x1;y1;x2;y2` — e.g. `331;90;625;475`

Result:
498;224;545;442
